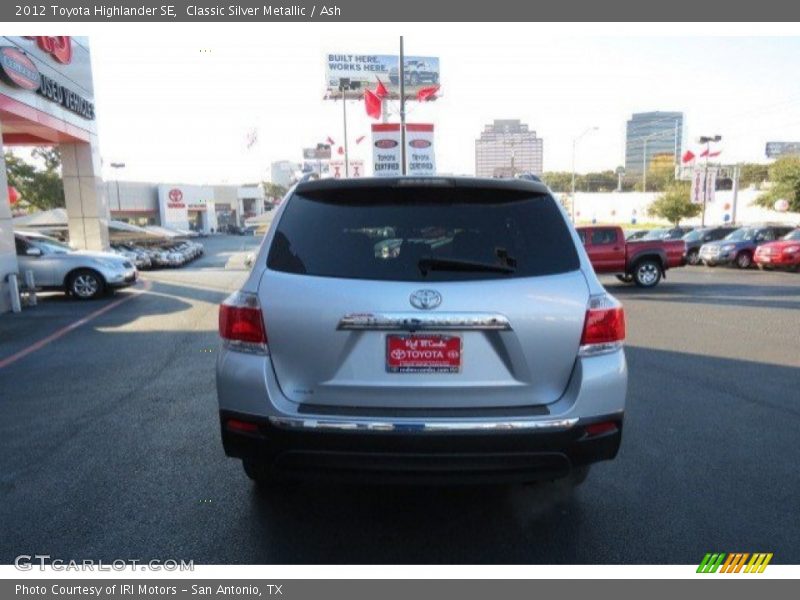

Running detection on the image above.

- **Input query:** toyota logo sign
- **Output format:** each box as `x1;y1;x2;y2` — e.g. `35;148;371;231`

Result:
409;289;442;310
168;188;183;202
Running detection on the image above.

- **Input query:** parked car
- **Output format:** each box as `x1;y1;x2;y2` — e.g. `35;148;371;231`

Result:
625;229;650;241
111;243;152;270
576;225;686;287
638;226;693;241
14;231;137;299
682;226;736;266
699;225;795;268
754;228;800;271
217;176;627;487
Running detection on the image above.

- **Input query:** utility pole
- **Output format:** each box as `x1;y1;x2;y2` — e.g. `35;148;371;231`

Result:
571;126;598;223
399;36;407;175
110;162;125;212
698;134;722;226
731;163;740;225
339;78;350;178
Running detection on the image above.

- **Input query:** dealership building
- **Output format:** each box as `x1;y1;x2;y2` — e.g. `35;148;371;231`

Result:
0;36;267;313
105;180;265;231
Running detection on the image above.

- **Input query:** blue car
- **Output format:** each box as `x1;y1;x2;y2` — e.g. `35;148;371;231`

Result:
699;225;794;268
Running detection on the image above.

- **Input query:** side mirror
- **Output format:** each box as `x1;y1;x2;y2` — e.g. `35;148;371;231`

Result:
25;247;43;257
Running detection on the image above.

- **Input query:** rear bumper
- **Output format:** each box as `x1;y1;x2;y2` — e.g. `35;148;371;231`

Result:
220;409;622;483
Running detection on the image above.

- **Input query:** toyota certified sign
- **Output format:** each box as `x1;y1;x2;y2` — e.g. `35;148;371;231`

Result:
409;139;431;149
0;47;41;91
375;139;398;149
168;188;183;203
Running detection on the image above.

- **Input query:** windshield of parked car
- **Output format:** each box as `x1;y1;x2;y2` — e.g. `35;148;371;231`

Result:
683;229;707;242
268;187;579;281
724;228;756;242
782;230;800;241
28;236;72;254
640;229;668;240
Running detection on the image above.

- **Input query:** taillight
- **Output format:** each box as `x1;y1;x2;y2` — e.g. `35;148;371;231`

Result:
219;291;268;354
579;294;625;357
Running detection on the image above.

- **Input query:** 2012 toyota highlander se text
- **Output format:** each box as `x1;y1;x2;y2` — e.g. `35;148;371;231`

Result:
215;177;627;487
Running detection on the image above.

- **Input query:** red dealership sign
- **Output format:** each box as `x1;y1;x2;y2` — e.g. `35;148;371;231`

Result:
25;36;73;65
168;188;183;203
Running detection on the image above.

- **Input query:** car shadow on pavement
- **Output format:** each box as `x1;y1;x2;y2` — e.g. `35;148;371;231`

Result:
606;280;800;311
235;346;800;565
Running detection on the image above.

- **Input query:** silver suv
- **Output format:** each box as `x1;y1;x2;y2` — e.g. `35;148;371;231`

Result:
15;231;137;299
216;177;627;486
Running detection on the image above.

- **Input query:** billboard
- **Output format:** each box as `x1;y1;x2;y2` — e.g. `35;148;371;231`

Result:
765;142;800;158
371;123;436;177
303;144;332;160
325;53;439;99
329;159;365;178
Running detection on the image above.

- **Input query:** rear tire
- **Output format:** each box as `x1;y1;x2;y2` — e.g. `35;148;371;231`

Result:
67;269;105;300
633;258;662;288
686;249;700;266
735;251;753;269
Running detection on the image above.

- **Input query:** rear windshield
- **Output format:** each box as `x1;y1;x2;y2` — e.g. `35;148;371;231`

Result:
267;186;580;281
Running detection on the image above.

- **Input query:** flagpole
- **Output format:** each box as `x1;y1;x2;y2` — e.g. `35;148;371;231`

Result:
399;35;407;176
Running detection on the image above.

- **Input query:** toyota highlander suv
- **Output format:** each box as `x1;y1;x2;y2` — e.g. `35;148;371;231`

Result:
216;177;627;487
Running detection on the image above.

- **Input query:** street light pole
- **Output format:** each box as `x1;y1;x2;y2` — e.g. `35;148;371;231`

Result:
109;162;125;212
698;134;722;227
399;35;407;175
571;127;598;223
339;79;350;178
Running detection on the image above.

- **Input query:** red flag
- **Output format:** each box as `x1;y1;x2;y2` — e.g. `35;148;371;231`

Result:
355;135;366;144
681;150;695;164
375;78;389;99
337;146;344;155
708;150;722;158
416;85;439;102
364;88;382;119
326;136;335;145
699;148;709;157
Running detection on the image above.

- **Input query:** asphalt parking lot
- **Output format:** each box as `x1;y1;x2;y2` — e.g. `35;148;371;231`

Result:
1;235;798;564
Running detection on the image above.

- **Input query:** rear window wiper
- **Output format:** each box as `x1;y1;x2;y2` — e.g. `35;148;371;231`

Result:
418;256;516;276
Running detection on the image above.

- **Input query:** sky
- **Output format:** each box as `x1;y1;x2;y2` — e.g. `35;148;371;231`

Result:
74;24;800;185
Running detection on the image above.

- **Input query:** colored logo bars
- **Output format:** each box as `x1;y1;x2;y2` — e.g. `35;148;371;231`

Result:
697;552;773;573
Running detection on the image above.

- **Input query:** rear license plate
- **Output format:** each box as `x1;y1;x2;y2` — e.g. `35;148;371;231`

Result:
386;334;461;374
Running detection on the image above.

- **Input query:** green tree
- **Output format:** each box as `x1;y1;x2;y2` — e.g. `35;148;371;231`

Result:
582;170;618;192
4;148;65;211
754;156;800;212
647;182;700;225
636;153;675;192
541;171;572;193
738;163;769;188
262;182;288;202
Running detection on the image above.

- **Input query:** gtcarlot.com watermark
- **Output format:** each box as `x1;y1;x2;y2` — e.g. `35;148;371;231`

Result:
15;554;194;572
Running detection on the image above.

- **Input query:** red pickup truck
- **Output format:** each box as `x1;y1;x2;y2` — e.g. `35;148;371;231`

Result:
576;225;686;288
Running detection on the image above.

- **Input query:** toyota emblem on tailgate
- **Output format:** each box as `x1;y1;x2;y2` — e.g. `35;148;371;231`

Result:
410;289;442;310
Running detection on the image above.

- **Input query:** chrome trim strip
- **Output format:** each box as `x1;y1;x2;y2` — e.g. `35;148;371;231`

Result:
337;312;512;331
268;416;578;433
